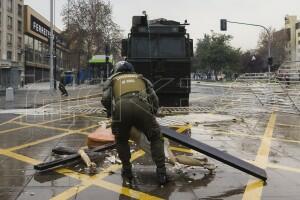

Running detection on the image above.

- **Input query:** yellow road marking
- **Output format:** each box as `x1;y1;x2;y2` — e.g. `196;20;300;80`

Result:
4;124;100;152
6;132;75;152
92;150;145;180
0;125;31;135
276;123;300;129
0;149;161;200
95;180;163;200
13;120;99;134
169;146;192;154
80;115;107;121
12;121;70;132
50;184;91;200
211;129;263;139
273;137;300;144
205;129;300;146
39;114;78;125
17;113;71;123
0;115;24;126
242;112;277;200
267;163;300;174
170;124;192;134
164;126;194;156
0;150;41;165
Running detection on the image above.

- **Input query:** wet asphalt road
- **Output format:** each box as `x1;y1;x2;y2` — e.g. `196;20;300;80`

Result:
0;82;300;200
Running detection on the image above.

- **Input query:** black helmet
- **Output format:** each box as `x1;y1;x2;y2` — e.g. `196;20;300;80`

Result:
114;61;135;73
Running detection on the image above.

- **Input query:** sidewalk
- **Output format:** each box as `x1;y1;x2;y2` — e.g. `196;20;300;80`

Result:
0;82;102;109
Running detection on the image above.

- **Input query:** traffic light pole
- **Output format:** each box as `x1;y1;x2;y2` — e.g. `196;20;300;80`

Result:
49;0;54;89
222;20;272;82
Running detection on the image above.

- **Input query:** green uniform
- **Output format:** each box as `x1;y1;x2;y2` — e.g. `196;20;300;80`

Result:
101;72;165;170
59;72;68;96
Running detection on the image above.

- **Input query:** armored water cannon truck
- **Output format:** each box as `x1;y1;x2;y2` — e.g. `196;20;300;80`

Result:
121;15;193;107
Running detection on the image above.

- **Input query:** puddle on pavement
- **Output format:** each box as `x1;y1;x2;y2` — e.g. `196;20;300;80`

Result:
0;127;64;149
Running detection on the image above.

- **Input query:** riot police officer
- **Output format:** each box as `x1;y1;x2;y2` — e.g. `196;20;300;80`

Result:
58;70;68;96
101;61;167;185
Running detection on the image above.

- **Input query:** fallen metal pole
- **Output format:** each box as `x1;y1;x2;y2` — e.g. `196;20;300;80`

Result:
160;126;267;181
34;143;116;171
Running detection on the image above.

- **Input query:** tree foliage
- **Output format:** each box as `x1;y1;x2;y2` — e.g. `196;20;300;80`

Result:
257;28;287;70
239;51;265;73
193;32;241;79
61;0;122;68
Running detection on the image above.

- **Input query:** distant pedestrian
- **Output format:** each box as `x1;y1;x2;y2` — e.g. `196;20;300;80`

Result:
59;71;68;96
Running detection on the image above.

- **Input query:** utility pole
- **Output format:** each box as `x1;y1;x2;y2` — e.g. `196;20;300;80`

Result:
49;0;54;89
220;19;272;82
54;38;57;89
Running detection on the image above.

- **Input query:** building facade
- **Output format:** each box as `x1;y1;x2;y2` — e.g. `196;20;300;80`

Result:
285;15;300;61
0;0;24;88
24;5;68;83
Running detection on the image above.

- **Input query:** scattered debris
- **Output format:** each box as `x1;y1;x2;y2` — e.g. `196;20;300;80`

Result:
106;155;116;164
78;149;98;174
34;143;115;172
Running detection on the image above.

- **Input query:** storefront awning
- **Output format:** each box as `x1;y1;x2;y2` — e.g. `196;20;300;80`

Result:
89;55;113;64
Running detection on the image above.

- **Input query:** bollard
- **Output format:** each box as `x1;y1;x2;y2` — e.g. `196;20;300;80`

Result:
6;87;14;101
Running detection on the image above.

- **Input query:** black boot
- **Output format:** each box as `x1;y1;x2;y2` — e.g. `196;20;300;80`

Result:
121;165;133;180
156;167;168;185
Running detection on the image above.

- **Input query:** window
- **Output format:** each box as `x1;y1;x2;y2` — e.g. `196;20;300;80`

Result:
34;39;42;63
7;33;12;46
7;51;12;60
131;37;186;58
18;21;22;33
7;16;13;30
7;0;13;13
25;35;34;62
18;4;23;17
18;53;22;62
18;37;22;48
286;28;291;41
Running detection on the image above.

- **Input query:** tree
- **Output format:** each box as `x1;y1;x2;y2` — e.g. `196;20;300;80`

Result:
240;51;265;73
257;28;287;71
61;0;122;70
193;32;242;80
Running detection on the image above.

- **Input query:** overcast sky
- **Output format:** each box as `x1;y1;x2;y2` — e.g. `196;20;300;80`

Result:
24;0;300;51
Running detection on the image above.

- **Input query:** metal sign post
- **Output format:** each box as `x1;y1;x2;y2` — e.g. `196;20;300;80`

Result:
49;0;54;89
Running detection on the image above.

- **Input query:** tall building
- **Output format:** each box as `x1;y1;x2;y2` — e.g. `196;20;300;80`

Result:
0;0;24;88
23;5;68;84
284;15;300;61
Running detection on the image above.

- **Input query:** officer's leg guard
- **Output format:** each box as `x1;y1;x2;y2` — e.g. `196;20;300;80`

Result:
148;128;167;185
115;136;133;180
58;84;64;95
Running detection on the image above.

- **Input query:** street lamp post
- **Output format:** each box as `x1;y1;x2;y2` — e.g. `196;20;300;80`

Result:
49;0;54;89
220;19;272;81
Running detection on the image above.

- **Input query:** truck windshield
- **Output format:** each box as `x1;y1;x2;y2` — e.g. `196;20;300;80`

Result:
131;37;186;58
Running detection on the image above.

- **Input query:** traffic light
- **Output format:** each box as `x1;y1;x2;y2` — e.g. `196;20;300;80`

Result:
267;57;273;65
220;19;227;31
